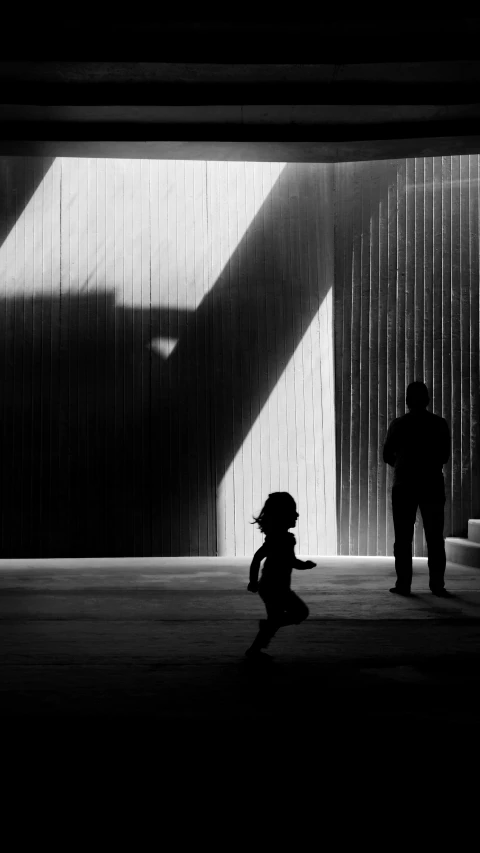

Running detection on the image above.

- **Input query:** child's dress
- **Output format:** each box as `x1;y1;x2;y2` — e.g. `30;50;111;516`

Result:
259;530;297;594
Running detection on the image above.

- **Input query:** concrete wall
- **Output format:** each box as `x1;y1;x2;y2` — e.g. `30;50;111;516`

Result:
334;156;480;556
0;157;336;557
3;153;478;559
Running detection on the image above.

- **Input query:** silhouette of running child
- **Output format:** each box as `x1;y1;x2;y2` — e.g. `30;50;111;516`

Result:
245;492;315;660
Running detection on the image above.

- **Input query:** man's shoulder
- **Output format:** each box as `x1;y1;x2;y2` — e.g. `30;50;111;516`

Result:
390;411;448;430
389;414;407;429
426;411;448;427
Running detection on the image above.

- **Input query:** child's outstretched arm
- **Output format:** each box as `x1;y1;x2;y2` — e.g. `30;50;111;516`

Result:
294;558;316;570
247;544;267;592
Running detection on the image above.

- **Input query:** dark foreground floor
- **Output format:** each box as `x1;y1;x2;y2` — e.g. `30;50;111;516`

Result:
1;555;479;746
2;557;480;822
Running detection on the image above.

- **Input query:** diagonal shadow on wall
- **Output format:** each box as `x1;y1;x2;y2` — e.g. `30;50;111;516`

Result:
0;162;333;556
0;157;55;250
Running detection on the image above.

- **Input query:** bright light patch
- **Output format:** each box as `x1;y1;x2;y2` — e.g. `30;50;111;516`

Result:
0;159;286;312
217;287;337;558
149;336;179;359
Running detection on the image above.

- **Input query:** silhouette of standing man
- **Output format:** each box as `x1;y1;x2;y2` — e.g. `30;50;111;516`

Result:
383;382;451;597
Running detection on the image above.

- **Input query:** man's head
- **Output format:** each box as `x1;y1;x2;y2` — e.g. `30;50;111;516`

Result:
406;381;430;411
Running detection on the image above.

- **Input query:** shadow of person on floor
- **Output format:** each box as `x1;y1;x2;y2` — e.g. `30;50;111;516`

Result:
245;492;315;662
383;382;452;598
441;594;480;607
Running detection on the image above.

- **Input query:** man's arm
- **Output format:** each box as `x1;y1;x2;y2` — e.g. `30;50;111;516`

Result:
248;543;267;591
383;421;397;467
441;419;451;465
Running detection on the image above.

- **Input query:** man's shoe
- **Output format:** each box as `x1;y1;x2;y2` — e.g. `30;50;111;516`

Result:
431;588;454;598
390;586;411;596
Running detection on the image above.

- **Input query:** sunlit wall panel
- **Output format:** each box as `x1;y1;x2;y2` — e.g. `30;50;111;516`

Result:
217;163;336;556
0;157;335;557
334;156;480;556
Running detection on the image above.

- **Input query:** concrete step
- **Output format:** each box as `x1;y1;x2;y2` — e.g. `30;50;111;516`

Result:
468;519;480;544
445;537;480;568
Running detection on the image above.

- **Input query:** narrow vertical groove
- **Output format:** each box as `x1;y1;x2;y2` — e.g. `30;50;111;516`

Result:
377;162;388;555
460;155;471;536
369;161;379;554
0;160;5;552
443;156;453;539
305;165;319;552
341;164;353;554
358;167;369;554
470;156;480;519
349;165;360;554
413;158;421;555
451;157;462;537
333;163;343;553
386;160;398;554
38;158;44;554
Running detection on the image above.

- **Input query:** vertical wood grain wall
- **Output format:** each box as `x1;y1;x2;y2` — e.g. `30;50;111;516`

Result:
0;157;336;557
334;156;480;556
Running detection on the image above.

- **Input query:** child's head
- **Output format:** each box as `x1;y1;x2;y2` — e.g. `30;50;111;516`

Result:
253;492;298;535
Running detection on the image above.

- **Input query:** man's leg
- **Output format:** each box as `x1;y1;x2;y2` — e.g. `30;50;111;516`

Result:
420;497;447;592
392;485;417;593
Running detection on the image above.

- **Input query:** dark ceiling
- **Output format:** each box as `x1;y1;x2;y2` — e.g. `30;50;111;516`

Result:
1;18;480;162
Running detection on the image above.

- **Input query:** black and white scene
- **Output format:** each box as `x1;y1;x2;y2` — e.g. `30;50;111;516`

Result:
2;17;480;811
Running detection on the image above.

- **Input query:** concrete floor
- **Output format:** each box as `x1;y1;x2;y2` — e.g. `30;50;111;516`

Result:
1;555;479;751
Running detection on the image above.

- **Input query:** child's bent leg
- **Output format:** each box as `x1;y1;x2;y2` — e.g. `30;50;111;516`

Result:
284;591;309;625
251;594;285;649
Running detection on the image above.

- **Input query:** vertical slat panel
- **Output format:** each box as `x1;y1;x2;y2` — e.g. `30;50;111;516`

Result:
442;156;453;538
423;158;434;400
358;162;371;555
395;161;407;422
113;158;125;556
368;161;380;554
333;163;345;553
349;165;361;554
302;165;319;552
233;162;249;554
68;157;80;552
263;163;280;525
460;155;472;535
218;162;336;555
335;154;480;555
48;159;61;556
386;159;398;554
320;167;336;550
377;161;389;555
121;158;133;555
250;162;265;545
451;156;462;538
2;161;14;554
15;160;26;549
413;158;425;556
340;163;353;554
0;159;7;552
432;157;443;420
291;163;308;550
25;157;36;551
77;157;88;549
470;156;480;520
58;157;71;553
